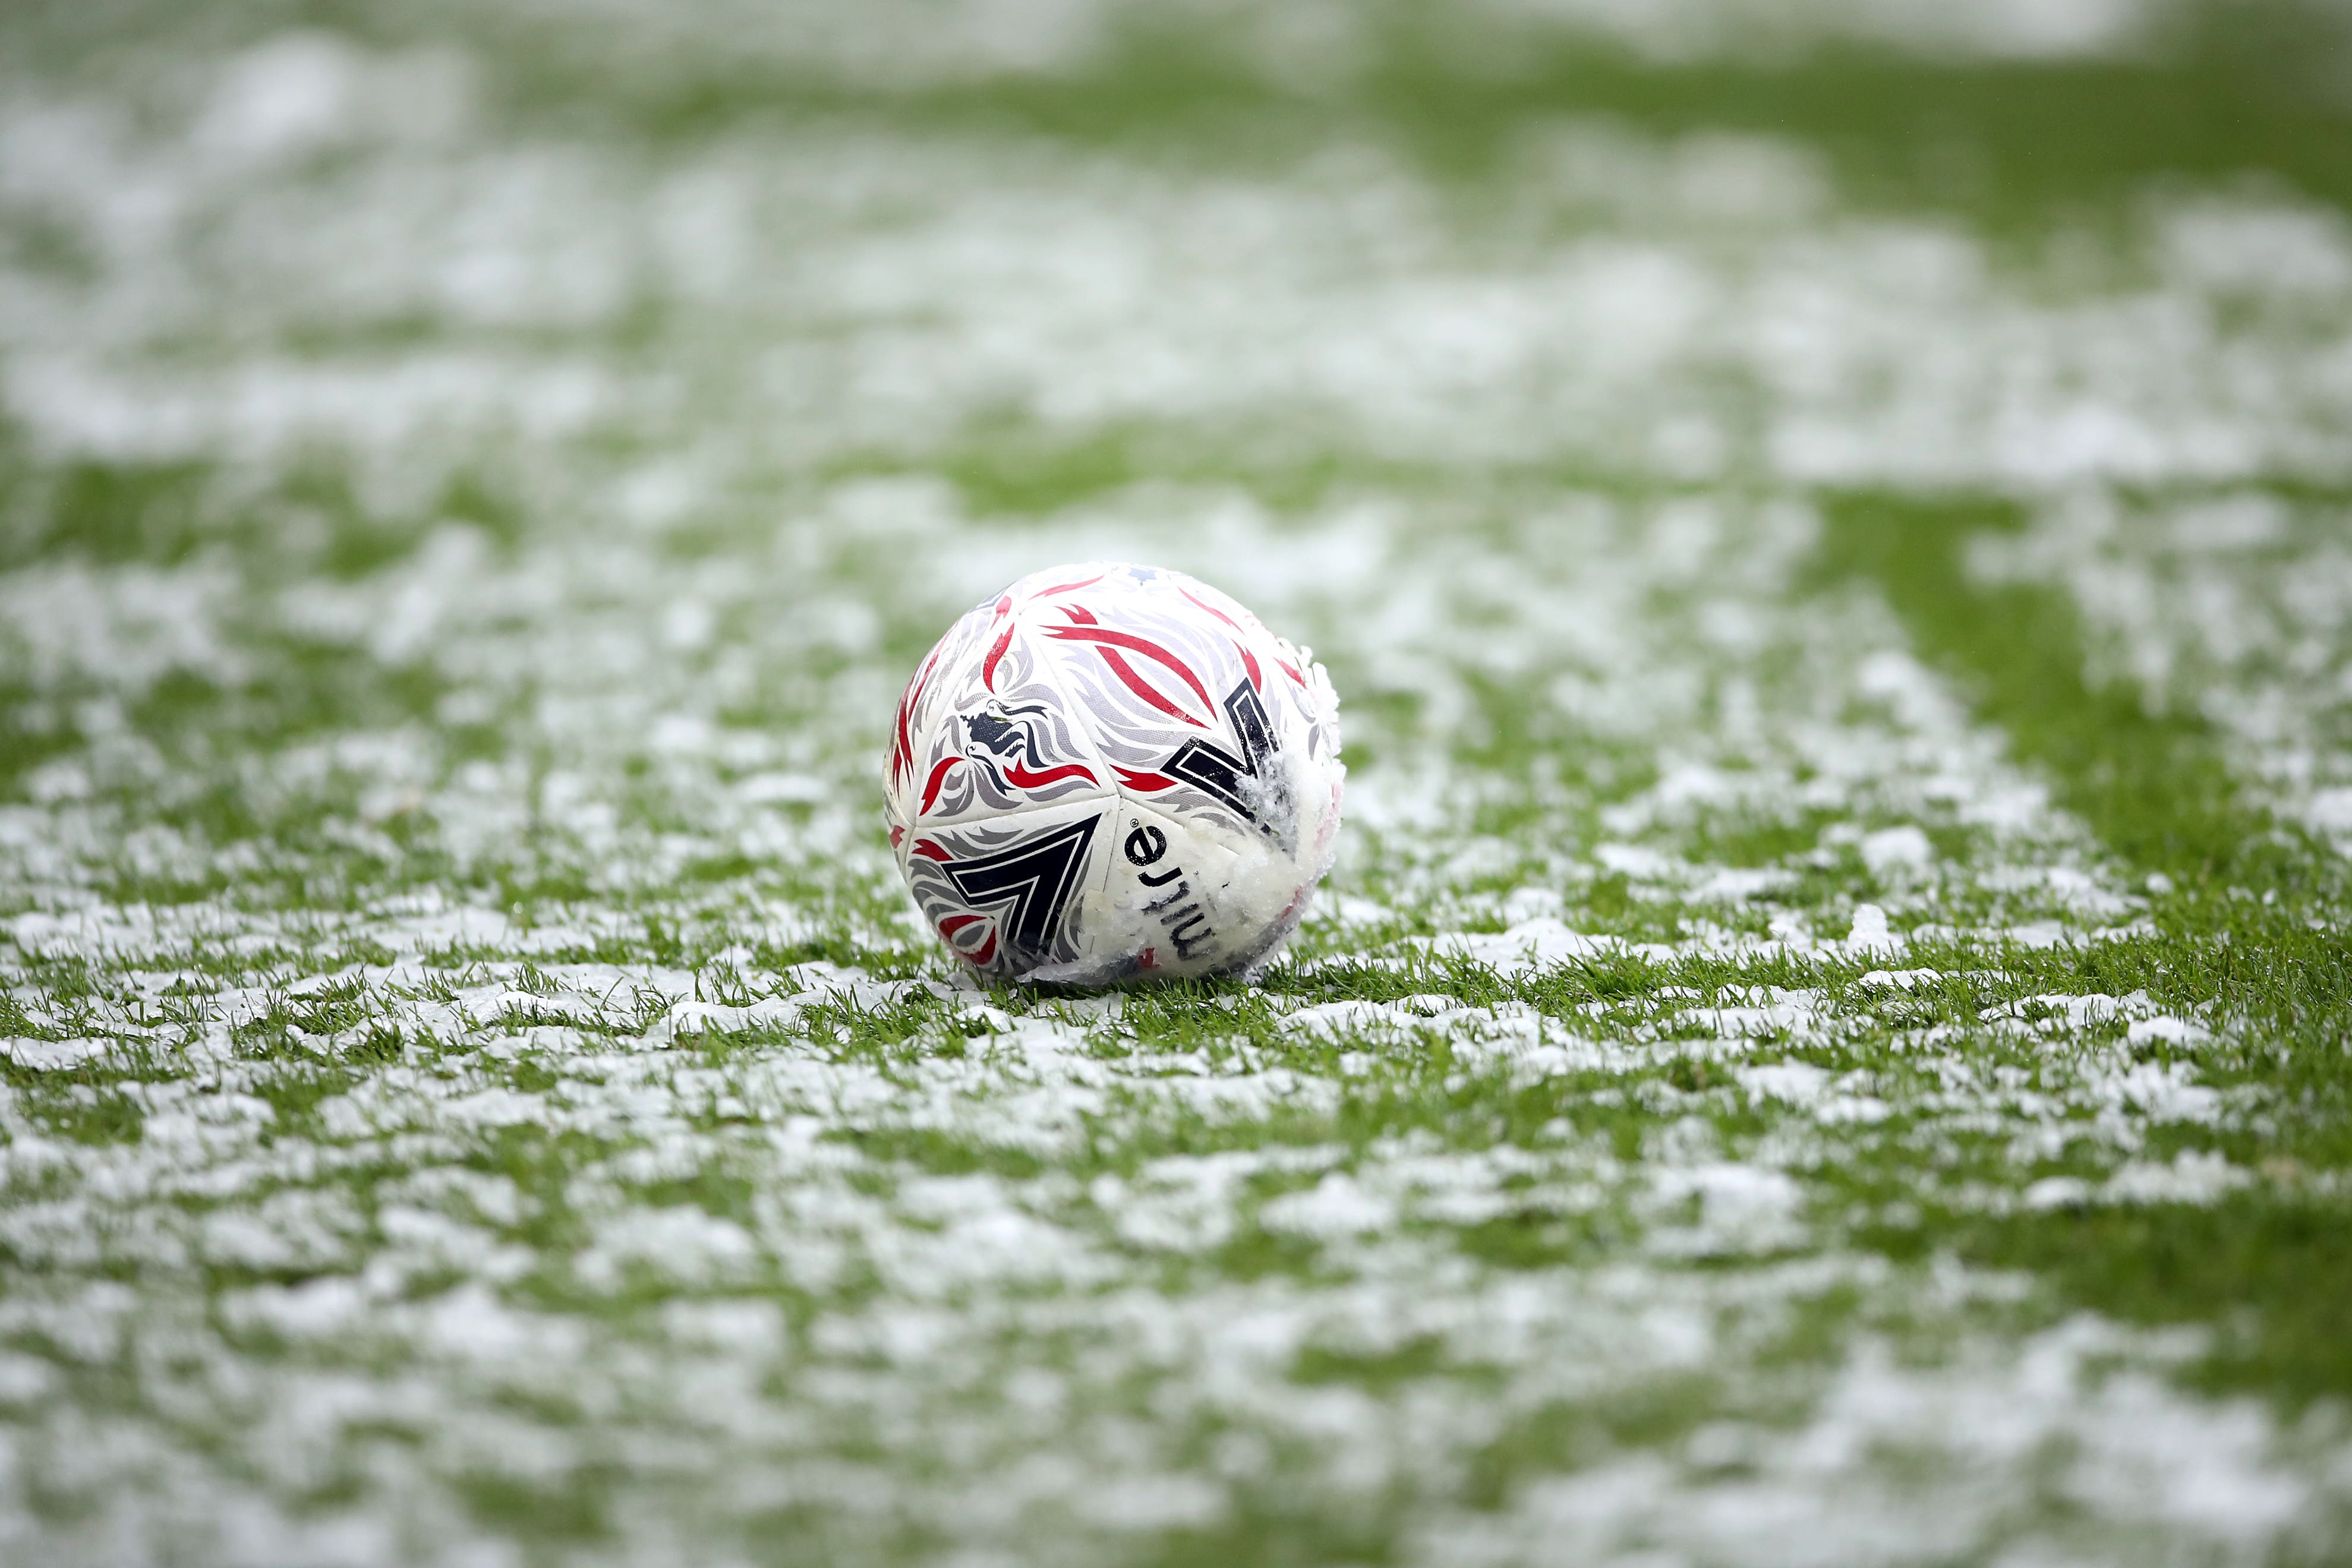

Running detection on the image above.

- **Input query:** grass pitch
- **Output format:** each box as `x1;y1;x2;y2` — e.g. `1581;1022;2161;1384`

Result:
3;2;2351;1563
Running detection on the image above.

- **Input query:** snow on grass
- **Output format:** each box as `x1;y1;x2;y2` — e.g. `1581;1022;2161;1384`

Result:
1;4;2349;1564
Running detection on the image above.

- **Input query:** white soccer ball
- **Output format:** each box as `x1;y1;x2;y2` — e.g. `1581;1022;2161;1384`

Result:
885;561;1344;985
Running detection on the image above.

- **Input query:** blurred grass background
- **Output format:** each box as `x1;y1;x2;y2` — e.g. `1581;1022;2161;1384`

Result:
11;0;2352;200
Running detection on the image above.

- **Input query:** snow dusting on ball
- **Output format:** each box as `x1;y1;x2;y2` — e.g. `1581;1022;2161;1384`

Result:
885;562;1343;984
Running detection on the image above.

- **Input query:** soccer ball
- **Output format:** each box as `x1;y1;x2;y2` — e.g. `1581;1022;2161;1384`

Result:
885;561;1344;985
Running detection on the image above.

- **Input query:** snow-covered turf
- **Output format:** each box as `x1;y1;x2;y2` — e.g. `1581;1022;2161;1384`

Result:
3;2;2350;1563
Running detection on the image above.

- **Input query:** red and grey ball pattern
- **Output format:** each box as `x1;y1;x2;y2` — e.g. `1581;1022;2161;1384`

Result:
885;562;1344;984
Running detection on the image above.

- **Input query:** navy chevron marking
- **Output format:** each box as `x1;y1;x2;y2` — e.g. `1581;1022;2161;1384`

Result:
944;815;1100;960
